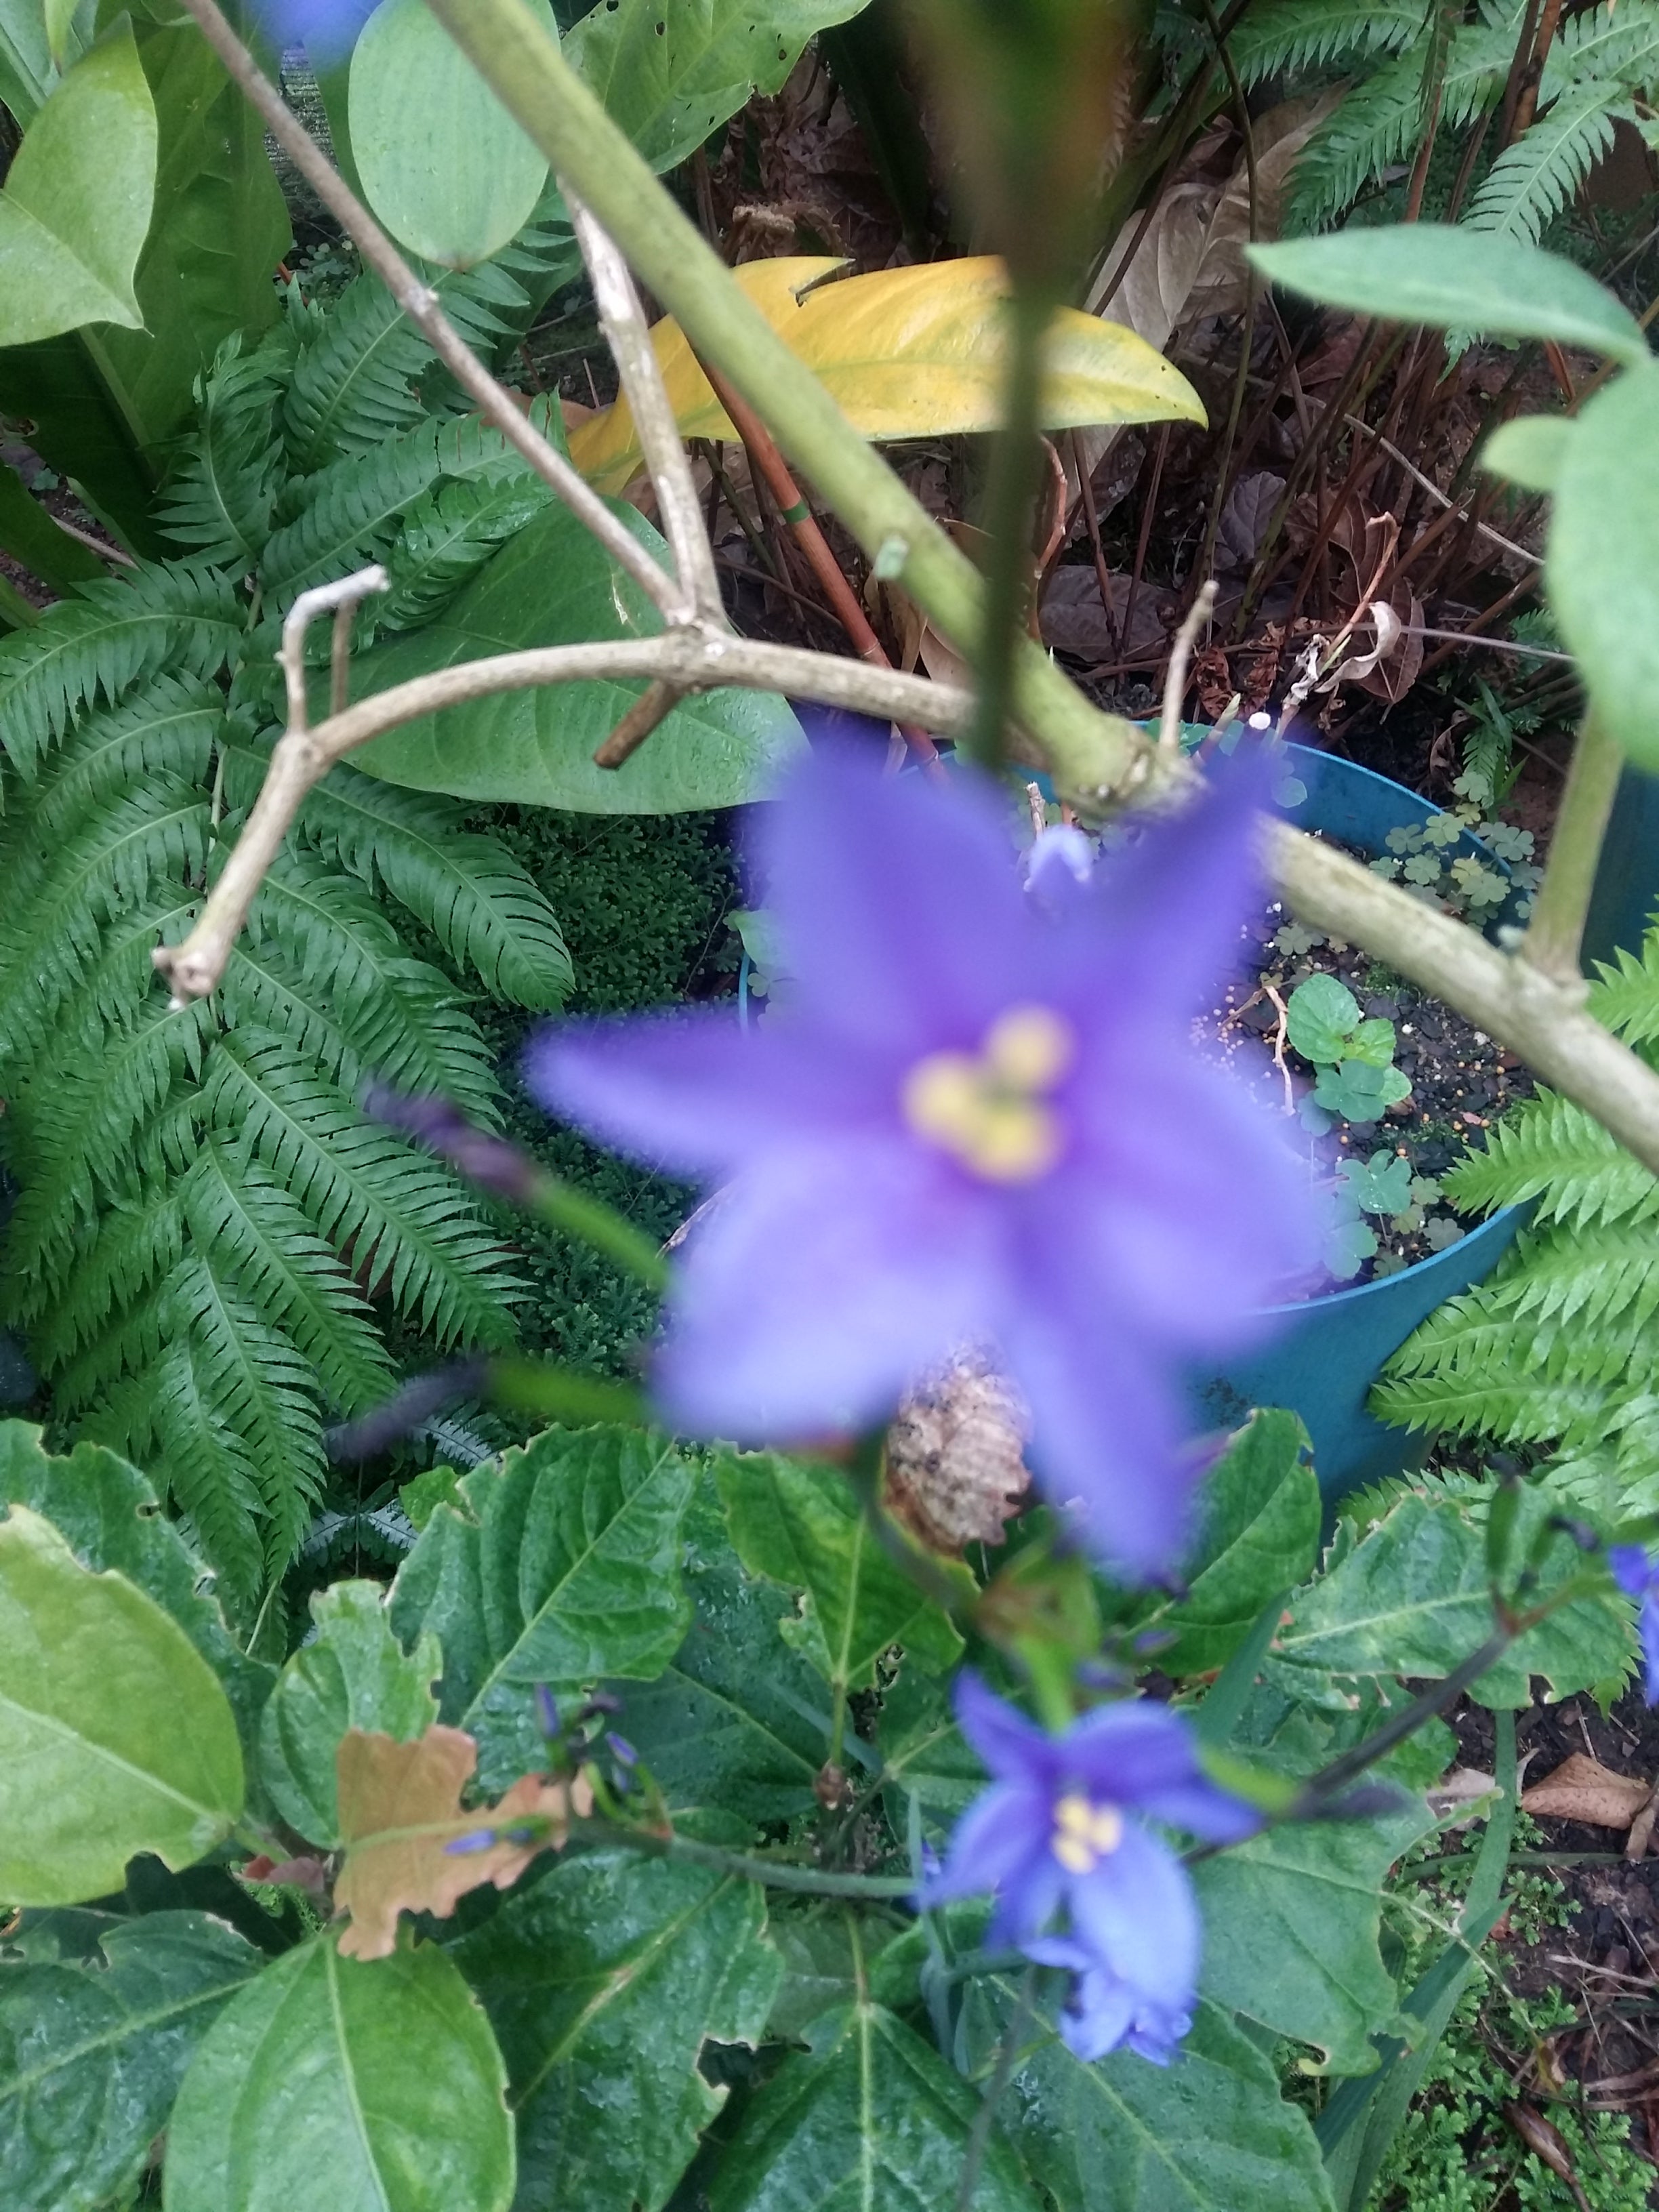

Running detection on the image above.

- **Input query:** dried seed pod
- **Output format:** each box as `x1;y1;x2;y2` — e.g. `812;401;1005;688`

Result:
884;1348;1030;1557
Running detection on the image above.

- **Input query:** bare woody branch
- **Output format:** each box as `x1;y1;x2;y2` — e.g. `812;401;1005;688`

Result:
173;0;680;622
154;617;978;1004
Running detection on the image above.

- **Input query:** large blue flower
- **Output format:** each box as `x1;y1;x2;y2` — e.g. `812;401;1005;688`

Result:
1610;1545;1659;1700
527;744;1318;1577
926;1675;1258;2063
247;0;377;57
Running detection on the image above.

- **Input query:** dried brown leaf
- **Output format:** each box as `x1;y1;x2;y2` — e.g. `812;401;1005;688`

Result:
886;1348;1031;1555
333;1725;592;1961
1521;1753;1652;1831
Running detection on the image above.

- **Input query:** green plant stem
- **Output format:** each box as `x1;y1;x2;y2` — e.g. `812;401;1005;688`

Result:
527;1172;669;1291
570;1817;915;1898
955;1965;1038;2212
970;287;1050;765
419;0;1132;783
1522;714;1626;983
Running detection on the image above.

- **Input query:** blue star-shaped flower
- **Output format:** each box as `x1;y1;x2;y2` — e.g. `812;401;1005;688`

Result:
925;1674;1258;2063
527;743;1319;1578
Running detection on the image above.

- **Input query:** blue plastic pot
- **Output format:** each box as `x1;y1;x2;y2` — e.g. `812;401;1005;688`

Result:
1189;745;1523;1504
1585;762;1659;973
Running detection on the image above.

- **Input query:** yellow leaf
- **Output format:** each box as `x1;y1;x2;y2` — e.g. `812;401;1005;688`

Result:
333;1724;591;1960
569;255;1205;493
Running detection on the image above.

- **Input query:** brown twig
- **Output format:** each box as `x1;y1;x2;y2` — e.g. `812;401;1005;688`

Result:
1160;579;1217;754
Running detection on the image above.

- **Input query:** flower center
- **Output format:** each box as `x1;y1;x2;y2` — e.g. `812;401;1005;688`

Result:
901;1005;1075;1183
1050;1793;1125;1876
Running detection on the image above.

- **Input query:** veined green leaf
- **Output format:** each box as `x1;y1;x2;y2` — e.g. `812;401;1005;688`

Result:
0;1504;243;1904
1549;365;1659;771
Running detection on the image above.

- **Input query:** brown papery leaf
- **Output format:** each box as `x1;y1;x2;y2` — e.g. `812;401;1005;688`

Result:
1520;1753;1652;1831
333;1725;592;1961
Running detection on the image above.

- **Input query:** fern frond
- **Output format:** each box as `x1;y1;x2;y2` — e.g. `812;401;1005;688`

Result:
377;473;552;632
1465;79;1626;243
259;422;455;609
0;563;240;776
180;1141;394;1416
281;260;527;473
298;761;573;1008
22;1195;185;1373
200;1025;520;1348
1227;0;1426;87
1371;1303;1613;1442
3;886;198;1078
242;845;501;1119
1544;0;1659;96
1446;1090;1659;1227
1591;935;1659;1048
159;329;293;567
1;997;210;1303
1484;1218;1659;1345
0;781;211;1063
28;676;222;848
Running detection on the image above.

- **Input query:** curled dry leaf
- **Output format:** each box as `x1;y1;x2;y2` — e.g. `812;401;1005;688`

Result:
333;1724;593;1961
1427;1765;1501;1827
1520;1753;1653;1831
239;1852;331;1902
884;1347;1031;1556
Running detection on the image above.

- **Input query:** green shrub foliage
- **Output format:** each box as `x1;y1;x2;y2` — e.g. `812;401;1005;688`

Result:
1376;922;1659;1510
0;237;592;1616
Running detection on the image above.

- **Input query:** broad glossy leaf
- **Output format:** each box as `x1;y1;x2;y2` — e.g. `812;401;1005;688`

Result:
565;0;867;171
163;1936;514;2212
1250;228;1650;367
351;0;552;267
570;255;1206;493
389;1425;695;1790
1550;367;1659;771
0;1420;273;1761
351;501;805;811
0;1910;261;2212
764;1904;905;2041
1481;414;1574;492
1193;1797;1433;2073
1128;1409;1320;1677
1006;1996;1336;2212
454;1846;781;2212
1271;1492;1631;1706
259;1580;441;1846
0;20;155;346
0;1504;244;1905
333;1725;587;1959
714;1448;967;1693
608;1482;827;1827
873;1664;983;1820
709;1996;1040;2212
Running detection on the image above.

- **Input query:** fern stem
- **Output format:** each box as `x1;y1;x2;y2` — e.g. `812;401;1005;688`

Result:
1522;714;1626;984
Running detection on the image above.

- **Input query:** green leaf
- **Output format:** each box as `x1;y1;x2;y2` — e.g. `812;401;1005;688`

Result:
351;0;553;267
1313;1060;1412;1125
162;1936;514;2212
1006;1996;1337;2212
708;1993;1040;2212
764;1904;906;2041
0;1909;262;2212
1340;1151;1414;1219
453;1847;781;2212
43;0;79;70
1250;227;1651;367
0;19;155;346
1286;972;1360;1063
259;1580;441;1847
350;501;804;812
1129;1409;1320;1677
1345;1016;1398;1070
0;1419;274;1771
0;1502;244;1906
0;459;105;590
1193;1799;1434;2074
1481;414;1574;492
1272;1493;1631;1707
1549;365;1659;772
566;0;869;172
388;1425;695;1790
607;1483;827;1828
714;1448;966;1694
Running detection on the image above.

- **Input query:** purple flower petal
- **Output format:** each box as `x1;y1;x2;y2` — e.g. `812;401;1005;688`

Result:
1610;1544;1654;1601
922;1780;1050;1913
652;1139;998;1441
1068;1824;1201;2018
1061;1702;1262;1843
953;1669;1057;1779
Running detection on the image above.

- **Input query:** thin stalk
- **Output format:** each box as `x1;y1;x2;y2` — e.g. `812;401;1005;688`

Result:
571;1817;915;1898
1521;715;1626;983
970;289;1050;764
955;1966;1039;2212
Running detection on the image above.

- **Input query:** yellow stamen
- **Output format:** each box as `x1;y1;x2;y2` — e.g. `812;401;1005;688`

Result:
901;1004;1074;1183
1051;1793;1124;1875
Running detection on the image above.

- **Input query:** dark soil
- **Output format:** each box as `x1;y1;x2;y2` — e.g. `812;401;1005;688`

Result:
1450;1687;1659;2182
1204;838;1536;1292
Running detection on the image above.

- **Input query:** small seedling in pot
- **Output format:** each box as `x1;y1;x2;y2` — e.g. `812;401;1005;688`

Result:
1286;972;1412;1126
